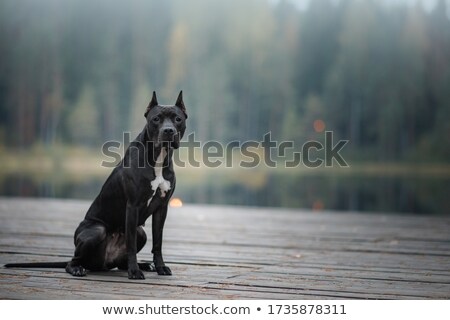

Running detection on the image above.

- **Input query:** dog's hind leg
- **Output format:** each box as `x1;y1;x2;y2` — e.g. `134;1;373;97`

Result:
66;222;107;277
114;227;151;271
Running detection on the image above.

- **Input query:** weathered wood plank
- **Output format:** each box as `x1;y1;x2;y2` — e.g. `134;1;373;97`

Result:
0;198;449;299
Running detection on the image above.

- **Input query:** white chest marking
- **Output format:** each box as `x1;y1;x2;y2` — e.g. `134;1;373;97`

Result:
148;148;171;206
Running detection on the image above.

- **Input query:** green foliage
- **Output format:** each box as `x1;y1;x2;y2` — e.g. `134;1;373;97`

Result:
0;0;449;162
67;86;101;146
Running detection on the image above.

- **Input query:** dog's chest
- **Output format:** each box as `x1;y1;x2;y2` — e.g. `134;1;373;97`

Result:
148;148;171;205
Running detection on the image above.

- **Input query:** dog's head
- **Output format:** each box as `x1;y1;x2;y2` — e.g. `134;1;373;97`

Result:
144;91;187;149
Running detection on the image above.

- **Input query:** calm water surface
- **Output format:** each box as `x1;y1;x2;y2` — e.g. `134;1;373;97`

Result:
1;169;448;215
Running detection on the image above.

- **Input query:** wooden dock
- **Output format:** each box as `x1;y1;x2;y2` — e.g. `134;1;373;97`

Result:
0;198;449;299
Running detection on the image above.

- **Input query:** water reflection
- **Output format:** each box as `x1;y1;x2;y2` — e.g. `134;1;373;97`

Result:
1;170;448;215
177;172;449;215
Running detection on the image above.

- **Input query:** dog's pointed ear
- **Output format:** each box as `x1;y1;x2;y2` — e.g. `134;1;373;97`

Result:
175;90;188;119
144;91;159;117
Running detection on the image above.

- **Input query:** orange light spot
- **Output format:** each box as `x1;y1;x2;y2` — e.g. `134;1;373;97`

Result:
169;198;183;208
313;119;326;133
312;200;324;212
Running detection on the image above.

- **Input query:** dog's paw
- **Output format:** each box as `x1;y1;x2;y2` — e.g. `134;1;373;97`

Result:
128;268;145;280
67;265;87;277
155;265;172;276
152;255;172;275
138;262;153;272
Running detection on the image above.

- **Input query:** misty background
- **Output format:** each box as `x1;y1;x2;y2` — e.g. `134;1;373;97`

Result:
0;0;449;214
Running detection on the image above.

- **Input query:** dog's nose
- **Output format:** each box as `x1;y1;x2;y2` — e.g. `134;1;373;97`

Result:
163;128;175;135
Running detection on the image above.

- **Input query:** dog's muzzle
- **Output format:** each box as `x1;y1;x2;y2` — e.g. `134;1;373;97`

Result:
162;127;176;138
159;127;180;148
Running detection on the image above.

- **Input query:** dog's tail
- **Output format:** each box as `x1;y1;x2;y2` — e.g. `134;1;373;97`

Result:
4;262;68;268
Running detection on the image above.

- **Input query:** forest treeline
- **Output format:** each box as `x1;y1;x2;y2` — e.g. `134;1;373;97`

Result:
0;0;449;162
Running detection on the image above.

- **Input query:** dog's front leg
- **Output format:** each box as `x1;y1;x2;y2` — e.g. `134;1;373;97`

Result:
152;204;172;275
126;202;145;279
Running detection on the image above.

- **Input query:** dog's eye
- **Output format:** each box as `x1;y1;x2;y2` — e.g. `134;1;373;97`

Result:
152;116;160;123
175;116;182;123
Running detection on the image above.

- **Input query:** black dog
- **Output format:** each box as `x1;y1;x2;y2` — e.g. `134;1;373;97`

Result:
5;91;187;279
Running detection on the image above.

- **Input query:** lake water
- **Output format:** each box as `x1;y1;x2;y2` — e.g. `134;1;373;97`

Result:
1;168;448;215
